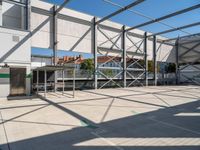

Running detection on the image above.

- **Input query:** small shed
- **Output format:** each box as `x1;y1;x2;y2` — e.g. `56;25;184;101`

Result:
33;64;76;97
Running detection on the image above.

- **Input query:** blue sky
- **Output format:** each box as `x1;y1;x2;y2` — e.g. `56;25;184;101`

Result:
32;47;94;58
33;0;200;57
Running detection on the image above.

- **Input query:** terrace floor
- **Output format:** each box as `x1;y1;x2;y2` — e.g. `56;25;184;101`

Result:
0;85;200;150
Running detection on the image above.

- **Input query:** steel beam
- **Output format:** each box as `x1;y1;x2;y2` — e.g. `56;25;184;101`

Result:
126;4;200;32
31;6;91;26
53;5;58;66
153;35;157;86
122;25;126;88
52;1;72;93
179;38;200;45
73;69;75;98
103;0;192;35
62;70;64;95
52;5;58;92
26;0;30;30
144;32;148;86
96;0;145;24
92;17;98;89
44;70;47;97
52;0;71;65
148;21;200;37
175;38;179;85
3;0;26;7
55;0;71;15
36;70;39;94
179;42;200;58
127;72;145;87
162;33;200;43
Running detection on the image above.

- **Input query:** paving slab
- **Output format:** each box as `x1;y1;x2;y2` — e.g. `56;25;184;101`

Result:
0;86;199;150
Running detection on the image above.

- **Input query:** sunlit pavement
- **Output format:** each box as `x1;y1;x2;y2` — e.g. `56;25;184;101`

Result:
0;85;200;150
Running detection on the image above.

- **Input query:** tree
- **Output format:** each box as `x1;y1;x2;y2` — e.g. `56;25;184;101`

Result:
80;59;94;72
138;60;154;73
167;63;176;73
148;60;153;73
102;69;113;78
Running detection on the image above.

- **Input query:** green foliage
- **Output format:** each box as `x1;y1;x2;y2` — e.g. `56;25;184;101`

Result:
137;60;154;73
80;59;94;72
167;63;176;73
102;70;113;77
148;60;160;73
157;63;161;73
148;61;153;73
138;59;144;66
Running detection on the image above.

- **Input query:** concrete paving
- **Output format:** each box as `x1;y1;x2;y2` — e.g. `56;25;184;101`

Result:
0;85;200;150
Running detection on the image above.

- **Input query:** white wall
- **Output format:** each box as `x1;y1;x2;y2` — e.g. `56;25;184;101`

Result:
31;56;52;69
31;0;174;62
0;27;31;97
178;38;200;63
0;27;31;64
158;43;175;62
0;68;10;98
2;0;197;67
180;64;200;84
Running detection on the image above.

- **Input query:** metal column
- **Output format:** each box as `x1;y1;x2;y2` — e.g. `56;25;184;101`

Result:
53;5;58;65
53;5;58;92
25;0;30;30
36;70;39;94
62;70;64;95
122;25;126;88
0;1;2;26
44;70;47;97
92;17;98;89
144;32;148;86
153;35;157;86
175;38;179;85
73;69;75;98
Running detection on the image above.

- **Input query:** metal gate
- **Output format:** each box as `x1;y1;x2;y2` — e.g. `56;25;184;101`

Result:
10;68;26;96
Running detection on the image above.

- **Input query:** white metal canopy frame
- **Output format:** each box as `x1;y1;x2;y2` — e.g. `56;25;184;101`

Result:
34;65;76;98
1;0;200;88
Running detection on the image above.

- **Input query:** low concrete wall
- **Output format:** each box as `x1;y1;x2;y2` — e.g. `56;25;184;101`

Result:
0;67;10;98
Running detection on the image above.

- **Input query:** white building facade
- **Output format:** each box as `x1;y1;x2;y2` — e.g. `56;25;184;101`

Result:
0;0;31;98
0;0;199;97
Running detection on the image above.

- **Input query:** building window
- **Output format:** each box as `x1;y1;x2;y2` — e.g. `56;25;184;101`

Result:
1;0;29;30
